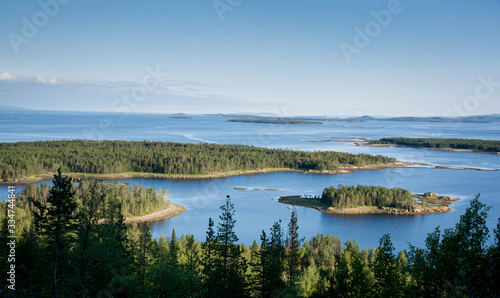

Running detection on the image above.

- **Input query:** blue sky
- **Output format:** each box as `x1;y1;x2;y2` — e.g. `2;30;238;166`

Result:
0;0;499;116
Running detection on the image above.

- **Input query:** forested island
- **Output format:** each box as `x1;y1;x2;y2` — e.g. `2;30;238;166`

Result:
1;171;499;296
227;118;323;125
0;140;398;181
368;137;500;154
279;185;458;214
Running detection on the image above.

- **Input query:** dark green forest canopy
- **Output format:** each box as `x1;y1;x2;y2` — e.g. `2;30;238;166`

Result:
0;140;397;179
370;137;500;153
0;180;169;229
321;185;415;209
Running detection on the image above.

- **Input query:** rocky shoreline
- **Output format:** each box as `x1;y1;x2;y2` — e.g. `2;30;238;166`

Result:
278;192;459;215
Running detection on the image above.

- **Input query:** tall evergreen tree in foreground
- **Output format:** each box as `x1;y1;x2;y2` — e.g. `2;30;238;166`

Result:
259;220;286;296
215;195;248;297
286;208;301;290
203;217;216;297
33;168;77;297
203;196;248;297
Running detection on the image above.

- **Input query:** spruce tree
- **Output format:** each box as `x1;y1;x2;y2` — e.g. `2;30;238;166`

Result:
286;208;301;289
214;196;248;296
373;234;399;296
202;217;216;297
260;220;286;296
33;168;77;297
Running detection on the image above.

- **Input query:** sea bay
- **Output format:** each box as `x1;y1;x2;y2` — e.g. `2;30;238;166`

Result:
1;110;499;252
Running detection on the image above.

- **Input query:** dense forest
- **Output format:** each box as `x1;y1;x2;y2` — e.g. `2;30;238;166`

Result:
0;177;169;235
2;172;500;296
370;137;500;153
0;140;397;179
321;185;415;209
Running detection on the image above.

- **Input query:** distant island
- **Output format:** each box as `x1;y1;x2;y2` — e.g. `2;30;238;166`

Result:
0;140;400;182
144;115;192;119
168;116;192;119
278;185;459;215
227;118;323;125
219;113;500;123
367;137;500;154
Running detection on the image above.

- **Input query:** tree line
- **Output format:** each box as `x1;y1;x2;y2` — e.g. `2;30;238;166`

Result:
0;179;169;237
370;137;500;152
321;185;415;209
0;140;397;179
2;172;500;296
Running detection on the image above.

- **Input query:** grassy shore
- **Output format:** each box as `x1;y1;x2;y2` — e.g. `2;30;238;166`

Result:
0;163;407;184
98;203;186;224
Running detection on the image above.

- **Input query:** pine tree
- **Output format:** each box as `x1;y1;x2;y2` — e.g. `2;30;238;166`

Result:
373;234;399;296
286;208;301;290
202;217;216;297
72;179;106;295
33;168;77;297
259;220;286;296
214;195;248;296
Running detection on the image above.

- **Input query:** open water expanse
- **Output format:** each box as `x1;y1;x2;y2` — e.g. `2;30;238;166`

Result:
1;110;500;252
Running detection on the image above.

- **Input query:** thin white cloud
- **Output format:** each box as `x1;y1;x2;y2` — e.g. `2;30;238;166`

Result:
0;71;15;80
0;72;260;106
34;75;59;84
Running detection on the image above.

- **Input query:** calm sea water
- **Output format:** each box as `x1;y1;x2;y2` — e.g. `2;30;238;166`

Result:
1;110;499;251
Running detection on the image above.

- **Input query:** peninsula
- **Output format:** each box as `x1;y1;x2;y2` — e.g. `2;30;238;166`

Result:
367;137;500;154
0;140;399;183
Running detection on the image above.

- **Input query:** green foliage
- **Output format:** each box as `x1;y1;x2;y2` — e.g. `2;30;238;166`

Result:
371;137;500;152
0;180;169;231
202;197;249;297
321;184;414;209
33;168;78;297
9;173;500;297
0;140;397;179
286;208;301;290
258;220;286;296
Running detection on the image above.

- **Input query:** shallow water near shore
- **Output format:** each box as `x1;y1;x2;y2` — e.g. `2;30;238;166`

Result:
1;110;500;252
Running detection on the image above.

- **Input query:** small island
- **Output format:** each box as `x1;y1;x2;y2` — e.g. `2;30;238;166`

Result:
278;185;459;215
168;116;192;119
227;118;323;125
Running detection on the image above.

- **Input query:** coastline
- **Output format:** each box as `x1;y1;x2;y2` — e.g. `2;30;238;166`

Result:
307;136;500;155
98;203;186;224
278;194;456;215
0;162;408;184
2;161;495;185
359;142;500;155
